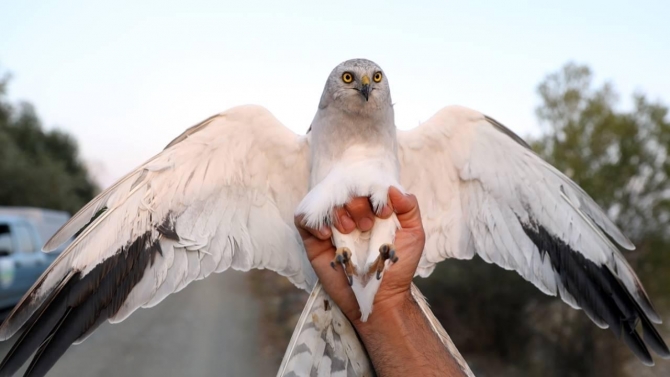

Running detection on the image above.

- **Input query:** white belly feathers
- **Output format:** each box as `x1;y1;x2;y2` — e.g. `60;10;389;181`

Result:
296;144;404;321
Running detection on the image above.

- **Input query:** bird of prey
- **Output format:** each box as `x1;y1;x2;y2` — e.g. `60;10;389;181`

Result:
0;58;667;377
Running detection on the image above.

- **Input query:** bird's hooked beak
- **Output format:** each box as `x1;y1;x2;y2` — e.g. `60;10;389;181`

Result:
360;75;370;101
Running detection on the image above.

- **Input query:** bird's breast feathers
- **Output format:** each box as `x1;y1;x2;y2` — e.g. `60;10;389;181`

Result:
297;144;401;228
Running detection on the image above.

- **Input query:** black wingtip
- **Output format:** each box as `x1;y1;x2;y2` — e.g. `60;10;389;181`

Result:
621;325;654;366
0;273;77;377
0;231;160;377
642;321;670;359
520;220;668;365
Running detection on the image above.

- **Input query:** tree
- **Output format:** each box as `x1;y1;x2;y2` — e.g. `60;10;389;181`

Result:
0;74;98;214
534;63;670;246
418;62;670;376
533;63;670;304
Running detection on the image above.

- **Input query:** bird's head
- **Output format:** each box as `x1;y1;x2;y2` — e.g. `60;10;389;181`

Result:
318;59;392;114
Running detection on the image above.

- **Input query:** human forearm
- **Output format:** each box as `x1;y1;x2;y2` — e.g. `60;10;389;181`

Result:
352;292;466;377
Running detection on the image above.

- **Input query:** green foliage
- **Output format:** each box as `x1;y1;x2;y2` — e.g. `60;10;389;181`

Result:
0;76;98;214
534;63;670;243
419;62;670;376
533;64;670;374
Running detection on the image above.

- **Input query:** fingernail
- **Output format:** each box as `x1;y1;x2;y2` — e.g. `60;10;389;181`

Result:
340;215;355;230
320;227;331;238
358;217;373;231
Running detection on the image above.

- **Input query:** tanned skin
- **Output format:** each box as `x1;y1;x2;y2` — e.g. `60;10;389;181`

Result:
296;187;466;377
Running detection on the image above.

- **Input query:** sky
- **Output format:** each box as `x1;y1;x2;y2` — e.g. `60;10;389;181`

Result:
1;0;669;187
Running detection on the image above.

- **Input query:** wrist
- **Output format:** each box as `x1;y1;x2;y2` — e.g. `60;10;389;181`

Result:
351;288;414;335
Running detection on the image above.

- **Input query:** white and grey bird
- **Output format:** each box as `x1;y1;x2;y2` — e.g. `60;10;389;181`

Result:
0;59;667;377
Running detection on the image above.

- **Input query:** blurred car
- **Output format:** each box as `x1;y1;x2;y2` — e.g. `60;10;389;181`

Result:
0;208;70;310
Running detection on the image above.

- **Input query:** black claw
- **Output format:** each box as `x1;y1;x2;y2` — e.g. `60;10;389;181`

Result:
376;270;382;280
379;244;390;257
336;254;344;264
347;275;353;286
391;256;399;263
330;261;337;270
389;249;396;261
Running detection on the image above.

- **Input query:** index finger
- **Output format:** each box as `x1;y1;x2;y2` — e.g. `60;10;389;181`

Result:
294;214;332;241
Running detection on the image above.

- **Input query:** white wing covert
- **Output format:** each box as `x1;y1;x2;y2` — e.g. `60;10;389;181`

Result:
398;106;669;365
0;105;315;376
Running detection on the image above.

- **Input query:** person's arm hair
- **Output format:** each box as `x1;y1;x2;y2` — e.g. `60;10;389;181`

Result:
352;291;466;376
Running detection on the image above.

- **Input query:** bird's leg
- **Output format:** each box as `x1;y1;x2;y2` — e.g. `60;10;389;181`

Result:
330;226;359;286
331;247;356;286
368;243;399;280
363;213;400;282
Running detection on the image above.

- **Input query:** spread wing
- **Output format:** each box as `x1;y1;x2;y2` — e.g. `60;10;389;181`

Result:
0;105;315;377
398;106;670;365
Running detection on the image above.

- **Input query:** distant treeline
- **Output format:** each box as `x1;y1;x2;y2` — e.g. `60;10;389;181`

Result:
0;74;97;214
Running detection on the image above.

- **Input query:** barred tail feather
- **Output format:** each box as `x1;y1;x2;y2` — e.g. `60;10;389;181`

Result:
278;283;476;377
277;282;374;377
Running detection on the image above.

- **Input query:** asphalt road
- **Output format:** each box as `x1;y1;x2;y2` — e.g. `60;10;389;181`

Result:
0;270;278;376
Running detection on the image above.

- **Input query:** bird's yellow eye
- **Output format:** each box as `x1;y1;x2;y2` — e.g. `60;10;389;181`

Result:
373;72;383;83
342;72;354;83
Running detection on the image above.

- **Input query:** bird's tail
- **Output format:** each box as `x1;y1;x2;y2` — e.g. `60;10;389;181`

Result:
276;281;375;376
409;284;475;377
277;282;475;377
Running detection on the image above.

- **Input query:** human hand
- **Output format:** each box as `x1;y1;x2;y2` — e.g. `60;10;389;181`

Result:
296;189;463;376
294;187;425;323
